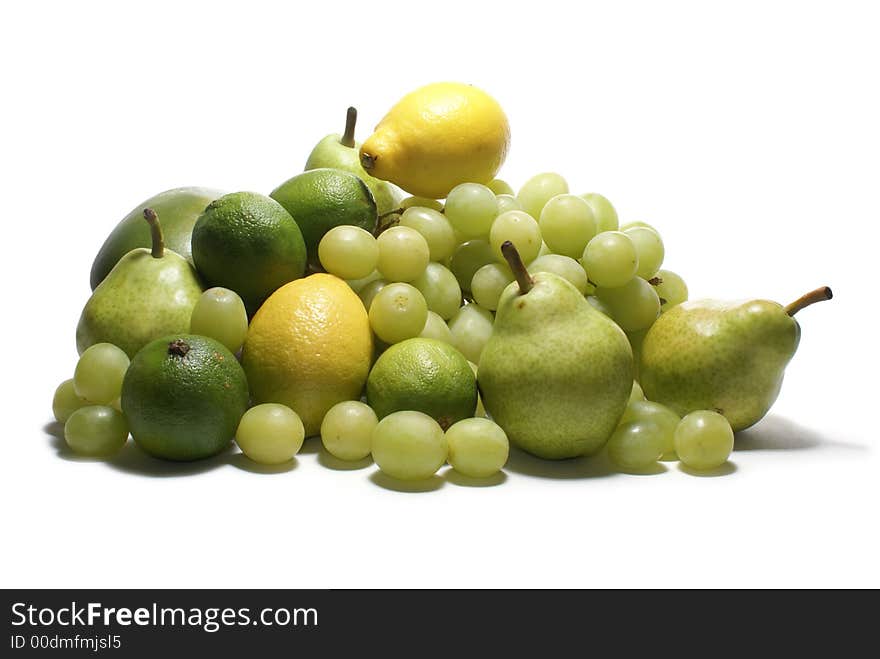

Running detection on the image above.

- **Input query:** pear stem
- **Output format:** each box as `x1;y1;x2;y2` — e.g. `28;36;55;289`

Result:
341;107;357;148
785;286;833;316
143;208;164;259
500;241;533;295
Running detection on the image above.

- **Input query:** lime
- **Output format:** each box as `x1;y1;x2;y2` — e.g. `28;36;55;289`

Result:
191;192;306;315
121;334;249;461
366;338;477;429
269;168;377;264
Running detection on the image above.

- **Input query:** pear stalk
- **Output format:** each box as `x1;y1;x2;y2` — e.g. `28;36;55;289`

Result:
341;107;358;148
500;241;534;294
785;286;833;316
143;208;164;259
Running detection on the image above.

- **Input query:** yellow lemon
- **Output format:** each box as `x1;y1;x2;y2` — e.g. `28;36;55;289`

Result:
360;82;510;199
241;274;373;436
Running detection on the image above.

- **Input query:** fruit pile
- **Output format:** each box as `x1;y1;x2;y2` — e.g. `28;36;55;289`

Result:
52;82;832;481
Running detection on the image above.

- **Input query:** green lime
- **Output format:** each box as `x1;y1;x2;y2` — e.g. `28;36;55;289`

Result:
269;168;377;264
191;192;306;315
121;334;249;461
366;338;477;429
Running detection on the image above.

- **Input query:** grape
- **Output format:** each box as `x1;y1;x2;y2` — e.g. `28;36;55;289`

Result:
346;270;383;294
495;194;522;215
318;225;379;280
596;278;661;332
517;172;568;219
371;411;448;480
399;206;457;262
449;239;496;292
369;283;429;344
411;262;462;320
653;269;689;310
236;403;305;465
445;417;509;478
620;221;656;232
527;254;589;294
487;179;514;196
471;263;514;311
190;287;249;353
401;196;443;211
607;421;665;470
448;303;494;364
538;194;597;258
320;400;378;461
581;192;619;232
445;183;498;238
674;411;734;470
489;211;542;264
467;361;486;417
624;226;665;279
64;405;128;457
376;226;430;282
537;242;553;257
74;343;130;405
52;379;90;424
582;231;638;288
420;310;454;344
358;278;388;310
586;296;612;317
620;400;680;459
628;381;645;405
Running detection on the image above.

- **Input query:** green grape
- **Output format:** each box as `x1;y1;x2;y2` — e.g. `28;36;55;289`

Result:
620;400;680;459
399;206;457;262
318;225;379;280
586;295;612;317
369;282;428;344
489;211;542;264
73;343;130;405
527;254;589;294
487;179;514;196
376;226;430;282
653;269;688;310
537;241;553;257
582;231;638;288
190;287;249;353
347;270;383;294
675;411;734;470
371;410;448;480
445;183;498;238
620;221;656;232
517;172;568;219
448;303;494;364
236;403;305;465
467;361;486;417
358;278;388;310
401;196;443;211
64;405;129;456
596;277;661;332
420;310;454;344
538;194;597;258
449;239;496;292
445;417;509;478
624;226;665;279
471;263;514;311
52;379;90;424
581;192;619;232
411;262;462;320
628;381;645;405
607;421;665;470
495;194;522;215
320;400;378;461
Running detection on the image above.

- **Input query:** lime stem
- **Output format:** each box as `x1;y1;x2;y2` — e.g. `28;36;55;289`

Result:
143;208;164;259
341;107;357;148
168;339;190;357
500;241;533;295
785;286;833;316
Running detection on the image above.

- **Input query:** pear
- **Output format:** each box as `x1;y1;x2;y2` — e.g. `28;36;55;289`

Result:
76;209;204;358
305;107;400;215
478;242;633;459
639;287;832;431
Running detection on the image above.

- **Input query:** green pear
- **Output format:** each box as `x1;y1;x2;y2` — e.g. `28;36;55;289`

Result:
305;107;400;215
639;287;832;431
76;209;204;358
478;242;633;459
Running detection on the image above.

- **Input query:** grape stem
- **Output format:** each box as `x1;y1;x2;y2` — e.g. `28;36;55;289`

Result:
143;208;164;259
500;241;533;295
341;107;357;148
784;286;833;316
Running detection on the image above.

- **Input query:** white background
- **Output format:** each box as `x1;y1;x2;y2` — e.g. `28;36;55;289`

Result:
1;0;876;588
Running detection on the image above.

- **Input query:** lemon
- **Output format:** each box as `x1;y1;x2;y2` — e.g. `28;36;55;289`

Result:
241;273;373;436
360;82;510;199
